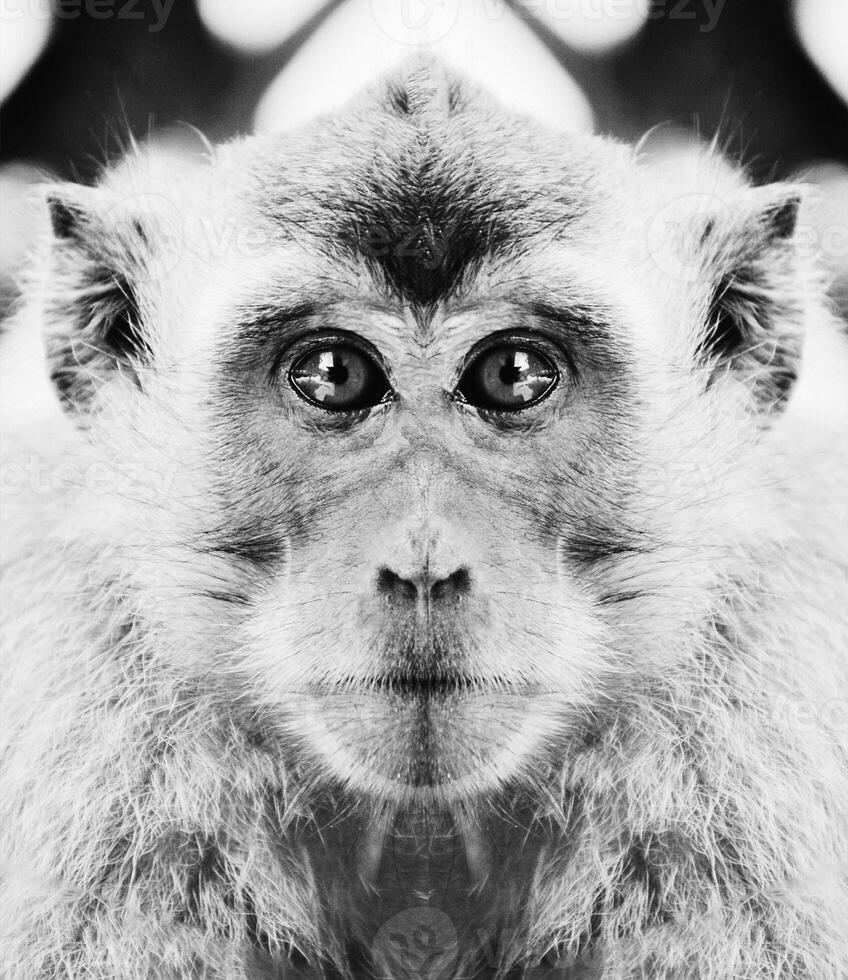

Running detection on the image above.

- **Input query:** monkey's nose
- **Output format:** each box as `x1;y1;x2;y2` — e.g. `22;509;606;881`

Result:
376;565;472;607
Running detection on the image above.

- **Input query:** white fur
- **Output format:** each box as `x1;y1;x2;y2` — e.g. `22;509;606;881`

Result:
1;64;847;979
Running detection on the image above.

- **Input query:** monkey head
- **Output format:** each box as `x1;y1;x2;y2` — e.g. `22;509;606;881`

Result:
40;63;809;806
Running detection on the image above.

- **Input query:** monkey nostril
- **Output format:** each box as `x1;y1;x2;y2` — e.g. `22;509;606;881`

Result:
376;565;472;605
376;567;418;603
430;566;472;604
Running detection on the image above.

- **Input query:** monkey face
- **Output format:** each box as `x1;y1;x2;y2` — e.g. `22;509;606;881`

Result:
205;286;634;803
180;229;743;806
42;65;806;806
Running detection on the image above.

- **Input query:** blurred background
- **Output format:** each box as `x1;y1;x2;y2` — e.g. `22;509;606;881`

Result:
1;0;847;319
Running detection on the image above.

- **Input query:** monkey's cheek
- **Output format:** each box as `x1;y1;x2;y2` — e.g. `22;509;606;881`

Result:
298;691;562;803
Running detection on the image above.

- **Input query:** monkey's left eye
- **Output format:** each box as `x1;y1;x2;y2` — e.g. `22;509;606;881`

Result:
456;345;558;411
288;344;392;412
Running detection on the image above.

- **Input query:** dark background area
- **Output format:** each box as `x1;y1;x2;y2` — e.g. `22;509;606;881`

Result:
3;0;846;180
1;0;847;314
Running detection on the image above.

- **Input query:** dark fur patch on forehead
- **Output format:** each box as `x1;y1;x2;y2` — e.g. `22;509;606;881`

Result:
326;64;525;306
253;65;597;312
335;160;518;308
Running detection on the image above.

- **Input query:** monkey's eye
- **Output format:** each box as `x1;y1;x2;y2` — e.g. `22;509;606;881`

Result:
456;345;558;411
288;345;391;412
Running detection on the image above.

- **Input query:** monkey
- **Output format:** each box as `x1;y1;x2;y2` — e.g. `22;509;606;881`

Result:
1;59;847;979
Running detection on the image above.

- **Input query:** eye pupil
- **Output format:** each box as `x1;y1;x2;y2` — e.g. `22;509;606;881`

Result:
498;352;529;385
318;352;349;386
289;344;390;412
458;344;558;412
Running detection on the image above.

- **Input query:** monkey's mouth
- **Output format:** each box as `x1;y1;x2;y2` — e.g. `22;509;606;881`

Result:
308;671;549;800
341;671;476;699
379;672;474;698
330;671;531;700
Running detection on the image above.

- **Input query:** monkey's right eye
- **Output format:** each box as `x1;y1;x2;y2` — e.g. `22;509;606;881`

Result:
455;344;559;412
288;344;392;412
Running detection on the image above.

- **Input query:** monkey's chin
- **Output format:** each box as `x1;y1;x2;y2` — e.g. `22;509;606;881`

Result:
300;687;554;806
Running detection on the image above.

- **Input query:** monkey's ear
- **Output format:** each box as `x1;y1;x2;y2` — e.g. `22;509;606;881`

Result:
42;185;152;414
697;186;805;414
